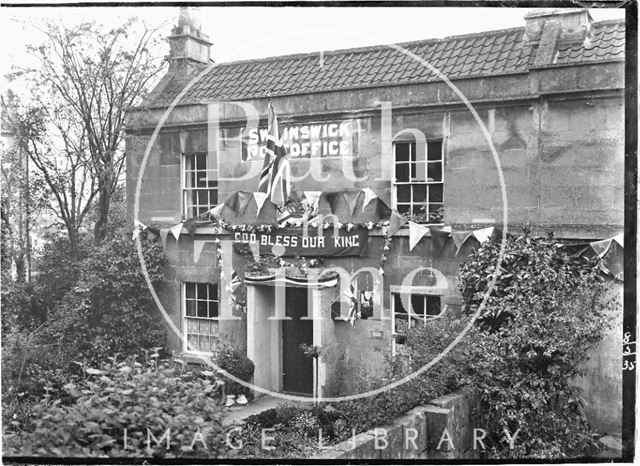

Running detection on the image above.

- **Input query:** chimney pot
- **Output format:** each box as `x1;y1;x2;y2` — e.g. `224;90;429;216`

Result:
167;6;212;76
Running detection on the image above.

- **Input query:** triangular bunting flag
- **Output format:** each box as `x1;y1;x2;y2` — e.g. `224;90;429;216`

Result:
194;240;207;263
132;220;146;240
170;223;183;242
225;192;239;213
237;191;253;215
473;227;495;244
343;191;361;216
589;238;613;258
326;192;342;215
361;188;378;212
451;231;473;255
409;221;429;251
159;229;170;250
612;233;623;247
210;203;224;219
253;192;268;215
387;210;408;237
429;226;449;257
304;191;322;213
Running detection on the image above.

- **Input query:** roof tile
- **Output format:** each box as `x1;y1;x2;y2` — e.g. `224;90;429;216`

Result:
146;20;624;106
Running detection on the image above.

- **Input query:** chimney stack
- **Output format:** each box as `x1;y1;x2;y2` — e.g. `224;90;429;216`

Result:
167;7;212;76
524;9;592;45
525;9;592;67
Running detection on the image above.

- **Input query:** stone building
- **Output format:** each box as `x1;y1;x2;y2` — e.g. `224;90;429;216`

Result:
126;8;624;434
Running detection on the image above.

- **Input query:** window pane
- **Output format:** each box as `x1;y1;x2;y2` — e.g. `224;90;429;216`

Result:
394;294;408;315
198;190;208;206
413;162;426;181
197;300;208;318
196;154;206;171
429;203;444;215
427;141;443;161
411;295;426;317
397;185;411;202
427;162;442;182
186;300;196;317
426;296;442;316
397;204;410;215
197;283;208;299
185;154;195;171
210;301;219;318
185;283;196;299
186;171;196;188
413;185;427;203
209;284;219;301
395;163;410;182
197;173;208;188
412;204;425;217
429;183;443;203
395;143;410;162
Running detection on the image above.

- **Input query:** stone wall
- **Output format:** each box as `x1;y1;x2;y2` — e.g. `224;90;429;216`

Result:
311;389;481;460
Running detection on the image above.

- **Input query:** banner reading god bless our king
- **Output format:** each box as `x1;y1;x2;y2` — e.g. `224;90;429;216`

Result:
242;119;359;161
234;228;368;257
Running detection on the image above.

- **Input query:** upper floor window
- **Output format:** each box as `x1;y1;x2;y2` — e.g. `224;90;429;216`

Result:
393;140;443;223
182;153;218;219
183;281;219;353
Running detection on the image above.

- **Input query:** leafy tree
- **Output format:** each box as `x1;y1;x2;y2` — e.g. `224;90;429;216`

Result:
10;17;165;253
457;230;618;458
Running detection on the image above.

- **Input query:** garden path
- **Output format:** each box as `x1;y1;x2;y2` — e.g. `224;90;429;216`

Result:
222;395;313;426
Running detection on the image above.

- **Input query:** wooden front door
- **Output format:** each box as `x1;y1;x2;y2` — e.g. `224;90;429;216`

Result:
282;287;313;395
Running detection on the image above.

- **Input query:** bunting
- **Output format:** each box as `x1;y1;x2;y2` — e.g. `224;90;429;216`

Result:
408;221;429;251
159;229;170;250
170;223;184;242
344;191;361;216
388;211;408;237
210;203;224;219
303;191;322;213
361;188;378;212
473;227;495;244
132;220;147;240
429;226;450;257
237;191;253;216
253;192;268;216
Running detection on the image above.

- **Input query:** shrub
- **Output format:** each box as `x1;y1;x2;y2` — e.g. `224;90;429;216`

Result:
211;345;255;396
3;353;229;458
36;227;167;368
457;230;617;458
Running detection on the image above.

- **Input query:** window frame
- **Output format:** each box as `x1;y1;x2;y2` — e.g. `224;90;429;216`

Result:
390;285;446;356
181;281;220;354
180;152;218;220
392;139;444;224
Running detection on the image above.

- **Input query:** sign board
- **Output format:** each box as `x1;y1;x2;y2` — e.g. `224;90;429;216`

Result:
242;119;359;161
233;228;368;257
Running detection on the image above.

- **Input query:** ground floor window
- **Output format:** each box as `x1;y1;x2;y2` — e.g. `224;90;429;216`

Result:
391;290;443;355
182;281;219;353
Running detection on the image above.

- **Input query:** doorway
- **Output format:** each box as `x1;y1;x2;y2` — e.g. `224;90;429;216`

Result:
282;287;313;395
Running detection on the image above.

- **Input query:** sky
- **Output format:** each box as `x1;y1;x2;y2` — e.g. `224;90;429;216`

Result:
1;4;626;78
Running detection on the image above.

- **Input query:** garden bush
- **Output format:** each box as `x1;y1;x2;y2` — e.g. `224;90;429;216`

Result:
3;352;229;458
210;345;255;397
457;230;617;458
2;225;167;428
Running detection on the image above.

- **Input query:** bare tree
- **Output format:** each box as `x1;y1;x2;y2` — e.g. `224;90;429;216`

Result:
17;17;165;246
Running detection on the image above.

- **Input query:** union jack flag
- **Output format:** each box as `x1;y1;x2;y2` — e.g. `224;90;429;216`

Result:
257;102;290;206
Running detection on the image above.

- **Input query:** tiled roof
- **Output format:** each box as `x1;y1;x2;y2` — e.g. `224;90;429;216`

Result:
555;20;625;64
147;19;624;107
